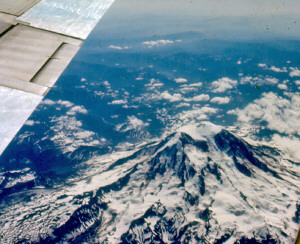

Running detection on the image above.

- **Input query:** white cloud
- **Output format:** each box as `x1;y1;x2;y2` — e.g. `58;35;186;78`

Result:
145;78;164;90
240;76;279;86
178;106;218;122
258;63;267;68
179;82;203;93
289;67;300;77
174;78;188;83
142;39;179;47
159;91;182;102
269;66;287;73
155;90;210;103
234;92;300;135
265;77;279;84
240;76;256;84
103;81;110;86
189;82;203;87
115;116;149;132
179;86;198;93
277;84;288;90
57;100;74;108
108;45;129;50
67;106;88;115
176;103;190;108
24;120;40;126
109;99;128;105
237;60;242;65
42;99;56;105
210;96;231;104
295;80;300;85
271;134;300;161
185;94;210;102
211;77;237;93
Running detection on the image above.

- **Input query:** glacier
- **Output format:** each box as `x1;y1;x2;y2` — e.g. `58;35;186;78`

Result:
0;122;299;243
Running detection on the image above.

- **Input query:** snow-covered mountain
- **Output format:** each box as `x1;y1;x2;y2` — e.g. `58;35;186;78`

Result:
0;123;299;243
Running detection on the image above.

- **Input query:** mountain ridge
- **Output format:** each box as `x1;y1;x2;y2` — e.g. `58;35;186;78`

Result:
0;123;299;243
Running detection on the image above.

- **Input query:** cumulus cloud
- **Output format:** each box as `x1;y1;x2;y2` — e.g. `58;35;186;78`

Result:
269;66;287;73
159;91;183;102
277;84;288;90
240;76;258;85
258;63;267;68
145;78;164;90
179;87;198;93
189;82;203;87
142;39;180;47
240;76;279;85
178;82;202;93
174;78;188;83
265;77;279;84
233;92;300;135
178;106;219;122
271;134;300;161
185;94;210;102
176;103;190;108
25;120;40;126
210;96;230;104
158;91;210;103
67;106;88;115
103;81;110;86
211;77;237;93
258;63;288;73
42;99;56;105
108;45;129;50
289;67;300;77
115;116;149;132
109;99;128;105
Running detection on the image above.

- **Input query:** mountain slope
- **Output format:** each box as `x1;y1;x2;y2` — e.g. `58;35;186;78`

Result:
0;123;299;243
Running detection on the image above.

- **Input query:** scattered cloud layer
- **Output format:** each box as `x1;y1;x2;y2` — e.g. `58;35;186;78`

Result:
258;63;288;73
159;91;183;102
289;67;300;77
142;39;181;48
108;45;129;50
158;91;210;103
277;84;288;90
233;92;300;135
269;66;287;73
174;78;188;83
109;99;128;105
145;79;164;90
210;96;231;104
240;76;279;85
230;92;300;161
211;77;237;93
116;116;149;132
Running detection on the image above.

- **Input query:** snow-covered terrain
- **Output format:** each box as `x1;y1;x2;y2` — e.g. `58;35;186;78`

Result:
0;122;299;243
